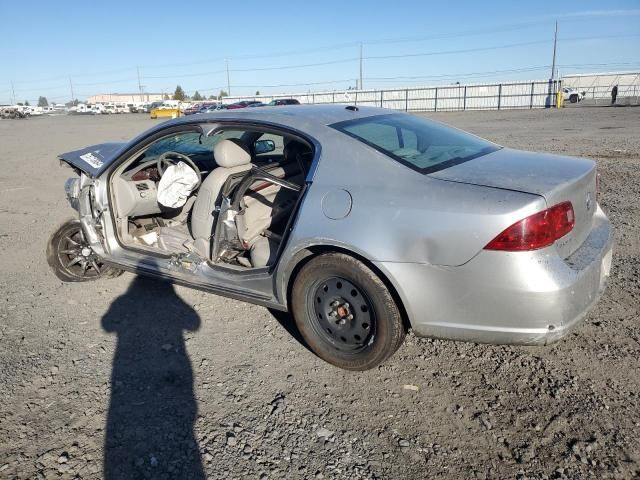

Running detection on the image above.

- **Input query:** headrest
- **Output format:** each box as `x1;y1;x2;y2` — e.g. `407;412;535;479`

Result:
214;138;251;168
284;140;312;164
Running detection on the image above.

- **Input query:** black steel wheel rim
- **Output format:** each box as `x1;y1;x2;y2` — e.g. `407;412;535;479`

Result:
57;225;104;278
307;276;376;352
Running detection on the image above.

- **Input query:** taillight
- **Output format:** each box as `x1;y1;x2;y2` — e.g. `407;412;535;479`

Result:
484;202;575;251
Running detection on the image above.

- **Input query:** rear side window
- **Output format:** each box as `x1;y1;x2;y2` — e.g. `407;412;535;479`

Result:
331;114;499;174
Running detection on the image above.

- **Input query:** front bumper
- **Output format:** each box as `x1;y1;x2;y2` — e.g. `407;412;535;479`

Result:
376;205;613;345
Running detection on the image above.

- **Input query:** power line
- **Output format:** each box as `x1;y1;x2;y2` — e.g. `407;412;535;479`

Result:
366;66;552;82
364;40;551;61
231;57;359;73
363;21;550;46
145;69;226;80
225;79;357;89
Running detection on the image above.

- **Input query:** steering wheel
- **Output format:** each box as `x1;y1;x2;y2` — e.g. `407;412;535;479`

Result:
156;151;202;188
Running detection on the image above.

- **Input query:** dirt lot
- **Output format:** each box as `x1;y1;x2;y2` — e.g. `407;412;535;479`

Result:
0;106;638;480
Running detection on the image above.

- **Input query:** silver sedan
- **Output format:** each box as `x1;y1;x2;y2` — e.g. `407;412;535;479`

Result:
48;105;613;370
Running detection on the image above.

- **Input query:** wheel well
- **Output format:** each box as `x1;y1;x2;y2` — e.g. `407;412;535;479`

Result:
285;245;412;333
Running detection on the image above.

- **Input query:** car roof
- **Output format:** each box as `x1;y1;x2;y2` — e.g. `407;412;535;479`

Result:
171;104;392;130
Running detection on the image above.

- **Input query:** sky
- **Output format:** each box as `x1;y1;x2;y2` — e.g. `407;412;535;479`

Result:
1;0;639;104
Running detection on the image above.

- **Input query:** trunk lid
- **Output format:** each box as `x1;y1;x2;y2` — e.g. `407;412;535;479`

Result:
429;148;597;258
58;142;126;177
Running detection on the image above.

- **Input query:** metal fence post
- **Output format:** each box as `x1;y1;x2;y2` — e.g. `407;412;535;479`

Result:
434;87;438;112
355;91;358;106
530;82;535;109
405;89;409;111
463;86;467;111
380;90;384;108
497;84;502;110
332;92;335;104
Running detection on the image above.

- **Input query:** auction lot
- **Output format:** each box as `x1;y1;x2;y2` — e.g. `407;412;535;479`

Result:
0;107;638;479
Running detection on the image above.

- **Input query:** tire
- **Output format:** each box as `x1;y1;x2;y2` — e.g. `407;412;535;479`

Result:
47;219;122;282
570;94;578;104
291;253;406;371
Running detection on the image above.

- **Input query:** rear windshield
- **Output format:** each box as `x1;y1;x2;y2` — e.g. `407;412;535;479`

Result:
331;114;500;174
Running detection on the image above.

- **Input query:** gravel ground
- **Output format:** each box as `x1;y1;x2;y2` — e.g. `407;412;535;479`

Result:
0;106;638;480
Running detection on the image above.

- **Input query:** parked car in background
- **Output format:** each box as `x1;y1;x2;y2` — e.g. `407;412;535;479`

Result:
0;107;28;119
135;103;150;113
225;100;264;109
196;104;225;114
268;98;300;106
184;102;216;115
183;103;203;115
26;106;45;116
148;101;164;112
104;105;117;114
247;102;266;107
563;87;586;103
49;105;612;371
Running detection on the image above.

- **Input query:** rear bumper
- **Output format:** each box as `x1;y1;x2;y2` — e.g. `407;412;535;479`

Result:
376;205;613;345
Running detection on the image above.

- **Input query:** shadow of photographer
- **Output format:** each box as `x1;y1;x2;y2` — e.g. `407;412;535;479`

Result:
101;274;204;480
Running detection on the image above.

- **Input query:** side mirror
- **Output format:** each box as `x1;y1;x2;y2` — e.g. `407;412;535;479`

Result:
255;139;276;155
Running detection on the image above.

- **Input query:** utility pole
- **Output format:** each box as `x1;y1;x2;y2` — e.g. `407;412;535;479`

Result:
137;66;143;97
10;81;16;105
69;77;74;102
359;43;363;90
225;58;231;96
551;20;558;81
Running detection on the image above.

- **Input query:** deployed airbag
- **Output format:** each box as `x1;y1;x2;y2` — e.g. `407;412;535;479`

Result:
157;161;199;208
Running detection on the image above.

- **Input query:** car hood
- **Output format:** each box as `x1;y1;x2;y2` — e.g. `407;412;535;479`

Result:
427;147;594;199
58;142;127;177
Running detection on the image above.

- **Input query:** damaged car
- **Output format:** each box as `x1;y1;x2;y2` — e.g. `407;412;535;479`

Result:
48;105;613;370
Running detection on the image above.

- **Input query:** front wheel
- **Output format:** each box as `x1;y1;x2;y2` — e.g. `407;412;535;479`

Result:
291;253;406;370
47;219;122;282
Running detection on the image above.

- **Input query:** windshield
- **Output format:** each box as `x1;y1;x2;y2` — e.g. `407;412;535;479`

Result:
331;114;500;174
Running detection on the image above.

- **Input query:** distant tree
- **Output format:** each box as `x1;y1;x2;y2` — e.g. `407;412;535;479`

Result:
65;99;80;107
173;85;186;101
218;90;228;98
24;100;30;106
192;91;203;101
208;95;215;100
255;90;260;96
163;93;170;100
38;96;49;107
17;102;23;106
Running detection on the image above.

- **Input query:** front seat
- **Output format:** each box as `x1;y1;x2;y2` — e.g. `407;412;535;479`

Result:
157;138;252;257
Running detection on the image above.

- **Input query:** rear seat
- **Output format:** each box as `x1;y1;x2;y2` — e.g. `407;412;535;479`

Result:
234;161;303;250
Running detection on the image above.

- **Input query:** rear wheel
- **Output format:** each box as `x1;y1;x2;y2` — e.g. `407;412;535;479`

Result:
47;220;122;282
570;94;578;103
291;253;406;370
